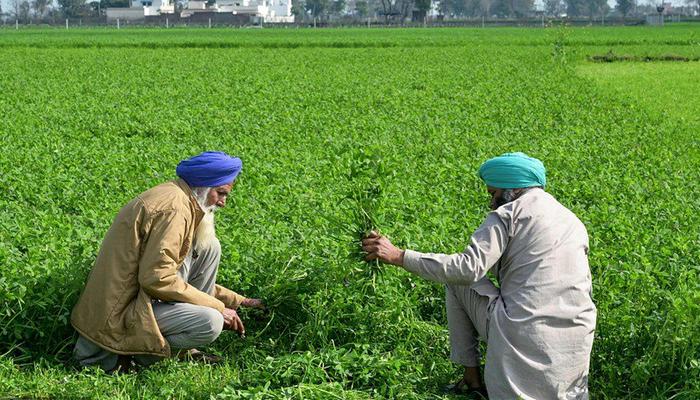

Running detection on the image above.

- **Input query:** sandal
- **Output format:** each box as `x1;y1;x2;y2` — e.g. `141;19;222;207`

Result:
176;349;224;364
106;355;136;374
444;379;489;399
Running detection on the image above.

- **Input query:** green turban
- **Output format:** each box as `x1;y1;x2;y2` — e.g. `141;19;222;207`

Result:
478;152;546;189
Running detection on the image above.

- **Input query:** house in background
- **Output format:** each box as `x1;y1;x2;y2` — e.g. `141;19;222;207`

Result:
107;0;293;22
106;0;175;20
182;0;293;22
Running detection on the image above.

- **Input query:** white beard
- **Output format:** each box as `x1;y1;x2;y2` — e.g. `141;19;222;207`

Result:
194;209;217;254
191;185;218;254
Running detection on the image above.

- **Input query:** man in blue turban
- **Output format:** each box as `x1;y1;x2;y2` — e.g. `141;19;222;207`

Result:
72;151;264;373
362;153;596;400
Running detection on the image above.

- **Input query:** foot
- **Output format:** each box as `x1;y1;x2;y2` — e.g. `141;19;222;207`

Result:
176;349;223;364
106;355;135;374
444;379;488;399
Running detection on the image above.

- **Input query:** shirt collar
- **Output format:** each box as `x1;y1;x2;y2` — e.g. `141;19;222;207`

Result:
174;178;205;223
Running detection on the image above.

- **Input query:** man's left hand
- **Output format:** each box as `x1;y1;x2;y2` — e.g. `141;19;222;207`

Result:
361;231;405;266
240;298;265;309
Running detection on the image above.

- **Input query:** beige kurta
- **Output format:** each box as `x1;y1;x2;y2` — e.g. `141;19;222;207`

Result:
403;188;596;400
71;179;246;357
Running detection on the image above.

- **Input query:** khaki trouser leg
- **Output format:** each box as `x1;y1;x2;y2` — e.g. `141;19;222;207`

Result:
74;239;224;369
446;277;500;367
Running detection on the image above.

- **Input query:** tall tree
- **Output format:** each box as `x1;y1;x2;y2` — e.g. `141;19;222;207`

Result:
18;0;30;21
329;0;345;15
478;0;492;16
492;0;531;17
414;0;430;14
564;0;584;16
304;0;328;17
585;0;606;20
291;0;306;20
32;0;50;17
615;0;633;18
57;0;86;17
378;0;397;22
100;0;130;8
397;0;413;19
12;0;21;18
437;0;448;15
354;0;368;16
544;0;562;15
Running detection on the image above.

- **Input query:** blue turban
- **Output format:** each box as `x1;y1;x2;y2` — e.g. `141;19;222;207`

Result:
176;151;242;187
478;152;546;189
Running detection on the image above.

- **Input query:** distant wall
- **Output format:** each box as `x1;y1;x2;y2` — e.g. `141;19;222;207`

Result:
106;8;146;21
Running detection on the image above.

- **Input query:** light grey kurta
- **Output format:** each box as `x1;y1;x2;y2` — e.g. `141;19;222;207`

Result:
403;188;596;400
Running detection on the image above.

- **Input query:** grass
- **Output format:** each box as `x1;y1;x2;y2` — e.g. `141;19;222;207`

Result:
0;25;698;399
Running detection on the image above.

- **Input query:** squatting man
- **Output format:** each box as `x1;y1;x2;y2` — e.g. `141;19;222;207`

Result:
362;152;597;400
71;151;263;372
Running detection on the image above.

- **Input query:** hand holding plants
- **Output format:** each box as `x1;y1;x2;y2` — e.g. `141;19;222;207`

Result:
240;298;266;310
361;231;405;266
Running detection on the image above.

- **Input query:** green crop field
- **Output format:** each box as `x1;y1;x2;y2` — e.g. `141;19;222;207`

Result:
0;25;698;399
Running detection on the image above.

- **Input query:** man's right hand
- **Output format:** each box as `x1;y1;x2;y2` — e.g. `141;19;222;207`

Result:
222;308;245;336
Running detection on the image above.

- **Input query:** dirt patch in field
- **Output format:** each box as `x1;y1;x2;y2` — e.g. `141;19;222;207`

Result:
588;51;700;63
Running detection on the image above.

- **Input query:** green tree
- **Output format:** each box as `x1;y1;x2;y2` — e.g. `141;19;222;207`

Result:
354;0;368;16
585;0;606;20
615;0;633;18
291;0;306;19
478;0;492;16
31;0;50;17
414;0;431;13
565;0;584;16
18;0;30;21
101;0;129;8
57;0;86;17
378;0;397;22
492;0;532;17
329;0;345;15
305;0;328;17
544;0;562;15
397;0;413;19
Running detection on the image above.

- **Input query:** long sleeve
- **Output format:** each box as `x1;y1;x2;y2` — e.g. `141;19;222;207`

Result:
402;212;509;285
138;210;225;313
213;284;246;309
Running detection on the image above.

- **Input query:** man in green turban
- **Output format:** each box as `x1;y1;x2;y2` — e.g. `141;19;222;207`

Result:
362;153;596;400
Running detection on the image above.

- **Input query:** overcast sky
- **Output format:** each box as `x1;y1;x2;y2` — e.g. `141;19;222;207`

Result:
0;0;690;17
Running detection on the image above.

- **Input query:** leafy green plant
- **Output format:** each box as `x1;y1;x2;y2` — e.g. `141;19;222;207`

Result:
0;25;698;400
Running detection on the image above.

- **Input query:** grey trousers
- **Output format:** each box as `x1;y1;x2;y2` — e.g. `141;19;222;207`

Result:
445;277;500;367
74;240;224;371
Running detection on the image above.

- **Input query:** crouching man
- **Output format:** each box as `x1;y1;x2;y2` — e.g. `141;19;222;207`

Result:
71;151;263;372
362;153;596;399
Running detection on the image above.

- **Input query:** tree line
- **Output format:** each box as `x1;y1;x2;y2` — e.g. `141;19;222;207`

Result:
295;0;698;22
1;0;698;23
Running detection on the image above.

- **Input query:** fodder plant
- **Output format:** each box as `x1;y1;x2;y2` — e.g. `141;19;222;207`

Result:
0;26;698;399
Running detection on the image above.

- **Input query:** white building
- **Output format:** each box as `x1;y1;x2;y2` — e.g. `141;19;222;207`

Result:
182;0;293;22
106;0;174;20
107;0;293;22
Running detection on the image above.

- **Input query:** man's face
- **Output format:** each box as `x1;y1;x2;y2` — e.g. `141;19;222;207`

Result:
487;186;506;210
206;182;235;210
